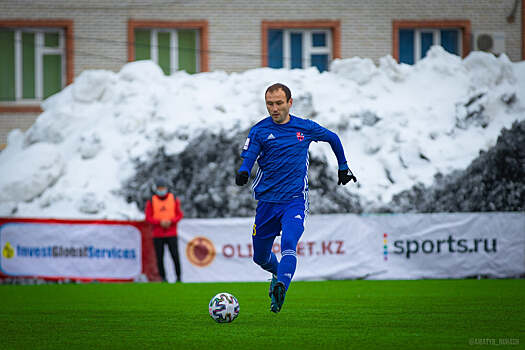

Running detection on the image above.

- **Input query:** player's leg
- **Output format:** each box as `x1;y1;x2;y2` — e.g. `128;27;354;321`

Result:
277;198;306;291
272;197;307;312
153;237;166;282
251;201;281;310
166;236;182;282
252;234;278;275
253;234;281;310
251;201;280;275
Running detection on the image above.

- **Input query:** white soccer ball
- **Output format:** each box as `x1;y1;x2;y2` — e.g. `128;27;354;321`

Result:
208;292;240;323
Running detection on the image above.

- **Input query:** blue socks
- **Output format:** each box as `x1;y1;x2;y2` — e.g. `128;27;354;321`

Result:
255;249;296;291
277;249;297;291
259;251;279;275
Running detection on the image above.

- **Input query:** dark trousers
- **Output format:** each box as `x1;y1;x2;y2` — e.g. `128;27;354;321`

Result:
153;236;181;282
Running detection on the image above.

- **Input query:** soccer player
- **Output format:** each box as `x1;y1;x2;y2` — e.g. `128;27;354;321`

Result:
235;83;357;313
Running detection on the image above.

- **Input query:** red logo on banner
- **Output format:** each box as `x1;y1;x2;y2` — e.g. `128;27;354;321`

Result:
296;132;304;141
186;236;216;267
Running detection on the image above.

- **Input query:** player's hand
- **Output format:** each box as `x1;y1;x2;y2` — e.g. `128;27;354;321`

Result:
160;220;171;228
235;171;249;186
338;168;357;185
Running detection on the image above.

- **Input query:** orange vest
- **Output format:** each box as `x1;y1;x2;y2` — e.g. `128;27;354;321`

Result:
152;193;176;221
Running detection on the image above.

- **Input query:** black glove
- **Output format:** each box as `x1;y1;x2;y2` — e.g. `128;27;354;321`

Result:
235;171;249;186
338;168;357;185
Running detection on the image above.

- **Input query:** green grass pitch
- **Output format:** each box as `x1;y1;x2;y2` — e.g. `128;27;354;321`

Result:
0;279;523;349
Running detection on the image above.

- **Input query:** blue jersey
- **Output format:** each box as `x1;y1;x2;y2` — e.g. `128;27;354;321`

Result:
239;115;348;203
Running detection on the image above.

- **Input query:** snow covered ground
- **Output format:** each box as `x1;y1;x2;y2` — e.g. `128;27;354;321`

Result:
0;46;523;219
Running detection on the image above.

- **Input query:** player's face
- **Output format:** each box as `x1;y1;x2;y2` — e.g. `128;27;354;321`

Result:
265;89;292;124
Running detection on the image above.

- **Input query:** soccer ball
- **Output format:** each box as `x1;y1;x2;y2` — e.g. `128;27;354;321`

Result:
208;292;240;323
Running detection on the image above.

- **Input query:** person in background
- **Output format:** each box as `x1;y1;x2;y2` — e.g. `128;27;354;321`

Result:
145;177;184;282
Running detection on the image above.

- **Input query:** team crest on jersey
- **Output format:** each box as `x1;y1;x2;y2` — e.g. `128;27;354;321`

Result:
296;132;305;141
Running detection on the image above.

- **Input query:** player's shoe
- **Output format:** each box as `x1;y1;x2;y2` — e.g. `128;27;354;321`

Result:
270;281;286;313
269;274;278;310
268;274;278;298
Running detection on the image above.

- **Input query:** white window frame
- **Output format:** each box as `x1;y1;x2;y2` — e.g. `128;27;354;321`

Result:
413;28;462;62
281;29;332;69
148;28;199;74
194;30;200;73
12;27;65;101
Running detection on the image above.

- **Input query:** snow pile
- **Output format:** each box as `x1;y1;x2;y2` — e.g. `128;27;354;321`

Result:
0;46;523;219
0;130;64;213
390;119;525;212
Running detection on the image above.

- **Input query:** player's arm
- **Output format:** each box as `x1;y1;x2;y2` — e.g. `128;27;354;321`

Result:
308;120;357;185
236;129;261;186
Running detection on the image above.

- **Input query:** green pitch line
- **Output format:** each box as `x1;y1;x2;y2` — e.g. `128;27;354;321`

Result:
0;279;523;349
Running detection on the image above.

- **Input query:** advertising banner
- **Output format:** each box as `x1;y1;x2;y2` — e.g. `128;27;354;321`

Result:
1;213;523;282
176;212;525;282
0;220;144;280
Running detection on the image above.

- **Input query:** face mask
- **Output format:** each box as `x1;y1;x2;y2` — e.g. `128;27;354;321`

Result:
155;189;168;197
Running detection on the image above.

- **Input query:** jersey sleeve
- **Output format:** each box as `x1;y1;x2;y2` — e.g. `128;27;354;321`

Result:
239;127;262;173
307;120;348;168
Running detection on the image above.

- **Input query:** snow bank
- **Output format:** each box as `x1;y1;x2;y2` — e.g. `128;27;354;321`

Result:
0;130;64;213
0;46;523;219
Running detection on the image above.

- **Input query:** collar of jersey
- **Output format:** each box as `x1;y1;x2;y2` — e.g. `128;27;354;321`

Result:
270;114;295;126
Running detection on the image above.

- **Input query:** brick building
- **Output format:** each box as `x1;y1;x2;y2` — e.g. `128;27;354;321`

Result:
1;0;524;146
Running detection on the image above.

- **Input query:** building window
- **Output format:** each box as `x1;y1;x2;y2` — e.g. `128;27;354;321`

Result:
134;29;199;74
268;29;332;71
128;20;209;74
399;28;461;64
393;20;471;65
0;28;66;101
262;21;341;72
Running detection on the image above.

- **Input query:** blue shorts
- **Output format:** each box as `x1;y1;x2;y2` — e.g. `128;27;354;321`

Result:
252;196;308;241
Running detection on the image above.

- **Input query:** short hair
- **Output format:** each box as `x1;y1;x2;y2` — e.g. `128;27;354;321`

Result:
265;83;291;102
